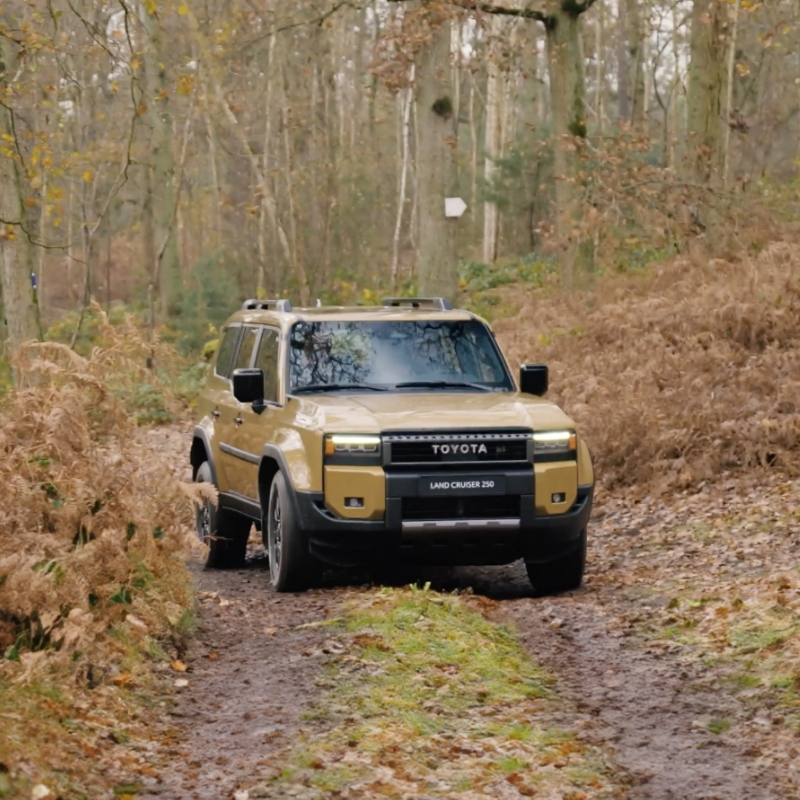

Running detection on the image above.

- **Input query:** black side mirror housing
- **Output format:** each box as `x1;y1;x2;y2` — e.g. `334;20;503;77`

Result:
232;368;266;411
519;363;549;396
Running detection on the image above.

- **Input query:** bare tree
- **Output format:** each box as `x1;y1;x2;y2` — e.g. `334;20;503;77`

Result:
414;4;459;299
686;0;728;186
0;29;39;361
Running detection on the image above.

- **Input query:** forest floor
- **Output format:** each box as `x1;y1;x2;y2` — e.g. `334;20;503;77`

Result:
134;426;800;800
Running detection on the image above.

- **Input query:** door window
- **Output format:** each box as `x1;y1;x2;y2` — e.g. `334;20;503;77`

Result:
233;326;259;372
215;326;241;379
255;328;281;403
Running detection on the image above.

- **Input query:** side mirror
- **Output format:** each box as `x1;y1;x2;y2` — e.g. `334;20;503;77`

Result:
520;363;548;396
232;368;265;407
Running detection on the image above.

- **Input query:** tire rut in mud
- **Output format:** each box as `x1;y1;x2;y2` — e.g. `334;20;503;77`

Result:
147;548;793;799
437;563;792;800
150;555;342;800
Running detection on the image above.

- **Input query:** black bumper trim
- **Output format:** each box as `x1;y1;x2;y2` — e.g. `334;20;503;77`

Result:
522;485;594;564
292;482;593;569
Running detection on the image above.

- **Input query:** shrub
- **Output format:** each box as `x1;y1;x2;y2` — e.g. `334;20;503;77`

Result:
496;240;800;492
0;322;201;674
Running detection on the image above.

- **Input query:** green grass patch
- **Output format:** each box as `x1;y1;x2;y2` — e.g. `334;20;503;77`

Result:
729;625;794;654
257;587;620;799
708;718;732;734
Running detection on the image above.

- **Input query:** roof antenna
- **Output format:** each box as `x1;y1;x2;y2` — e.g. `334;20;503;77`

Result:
315;298;322;307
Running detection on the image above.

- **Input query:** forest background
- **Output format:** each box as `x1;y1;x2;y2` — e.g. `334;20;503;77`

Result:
1;0;798;370
5;4;800;796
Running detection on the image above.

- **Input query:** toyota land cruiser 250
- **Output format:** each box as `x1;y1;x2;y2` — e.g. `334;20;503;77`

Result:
190;297;594;593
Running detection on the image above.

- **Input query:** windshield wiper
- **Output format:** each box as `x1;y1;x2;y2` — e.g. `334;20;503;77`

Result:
394;380;493;392
292;383;389;394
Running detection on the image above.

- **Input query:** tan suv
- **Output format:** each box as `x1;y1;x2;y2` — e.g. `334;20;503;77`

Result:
190;297;594;593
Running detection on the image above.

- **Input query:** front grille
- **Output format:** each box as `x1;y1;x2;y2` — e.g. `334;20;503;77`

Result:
386;432;530;465
402;495;521;521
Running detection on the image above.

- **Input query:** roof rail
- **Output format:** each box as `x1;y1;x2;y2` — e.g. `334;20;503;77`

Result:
381;296;453;311
241;298;292;312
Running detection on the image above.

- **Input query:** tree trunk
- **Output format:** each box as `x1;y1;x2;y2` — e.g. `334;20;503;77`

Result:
594;0;605;133
258;34;276;296
391;84;413;284
469;78;479;236
414;8;458;301
667;1;682;169
686;0;728;186
0;38;38;362
722;0;740;189
280;64;311;306
616;0;630;121
626;0;646;128
483;15;503;265
545;6;592;289
139;1;180;321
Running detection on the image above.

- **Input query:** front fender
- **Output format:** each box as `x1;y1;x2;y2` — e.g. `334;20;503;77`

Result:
262;427;322;493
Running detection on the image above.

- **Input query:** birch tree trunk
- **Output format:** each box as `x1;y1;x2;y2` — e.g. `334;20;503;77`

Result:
414;7;458;300
391;84;413;284
667;1;682;169
483;15;503;264
594;1;605;133
616;1;630;121
722;0;740;189
0;37;38;360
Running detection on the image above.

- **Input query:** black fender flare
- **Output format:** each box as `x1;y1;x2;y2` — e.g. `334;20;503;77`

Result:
259;444;309;522
191;425;218;486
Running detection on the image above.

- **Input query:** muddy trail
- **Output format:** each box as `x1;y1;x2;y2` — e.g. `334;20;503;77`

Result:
140;428;798;798
144;552;795;800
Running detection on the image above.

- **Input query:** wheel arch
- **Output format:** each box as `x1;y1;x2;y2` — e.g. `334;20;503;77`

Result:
258;445;292;512
191;426;218;485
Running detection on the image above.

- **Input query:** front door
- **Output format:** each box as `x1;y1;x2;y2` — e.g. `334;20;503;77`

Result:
207;323;241;491
228;326;283;500
218;325;259;495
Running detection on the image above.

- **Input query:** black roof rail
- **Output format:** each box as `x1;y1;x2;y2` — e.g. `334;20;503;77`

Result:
241;298;292;312
381;296;454;311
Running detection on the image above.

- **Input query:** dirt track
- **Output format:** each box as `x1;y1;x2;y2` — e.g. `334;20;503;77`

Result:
145;552;796;800
141;428;799;798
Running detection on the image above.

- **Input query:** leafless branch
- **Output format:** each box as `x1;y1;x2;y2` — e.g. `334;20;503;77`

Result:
238;0;364;51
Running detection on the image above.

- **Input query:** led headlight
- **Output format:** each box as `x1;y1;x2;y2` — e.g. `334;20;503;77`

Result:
532;430;577;457
324;434;381;457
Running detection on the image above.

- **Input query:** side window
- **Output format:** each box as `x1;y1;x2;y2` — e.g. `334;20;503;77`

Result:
233;326;258;372
255;328;281;402
215;326;241;379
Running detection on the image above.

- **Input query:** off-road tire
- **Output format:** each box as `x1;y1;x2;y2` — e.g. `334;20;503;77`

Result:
266;471;319;592
525;528;586;595
195;461;250;569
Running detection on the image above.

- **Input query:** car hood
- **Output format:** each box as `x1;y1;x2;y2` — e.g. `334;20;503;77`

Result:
290;392;576;433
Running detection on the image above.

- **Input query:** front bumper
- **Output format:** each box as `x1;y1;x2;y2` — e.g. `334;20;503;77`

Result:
292;479;594;568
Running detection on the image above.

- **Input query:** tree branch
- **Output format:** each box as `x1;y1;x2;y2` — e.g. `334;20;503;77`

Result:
385;0;549;21
238;1;364;52
457;1;548;21
388;0;600;19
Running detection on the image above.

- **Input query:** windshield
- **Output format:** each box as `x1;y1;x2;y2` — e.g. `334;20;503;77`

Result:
288;320;513;393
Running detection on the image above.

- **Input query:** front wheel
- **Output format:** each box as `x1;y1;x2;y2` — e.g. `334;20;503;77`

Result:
266;472;319;592
525;528;586;595
195;461;250;569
